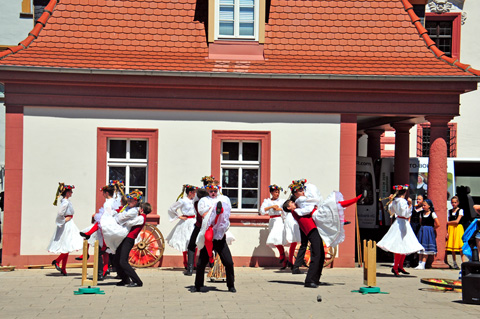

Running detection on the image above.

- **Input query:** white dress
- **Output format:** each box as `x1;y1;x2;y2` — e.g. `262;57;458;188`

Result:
260;198;286;247
284;212;301;244
165;197;197;252
196;195;235;250
294;183;345;248
100;198;130;253
47;197;83;254
377;198;424;255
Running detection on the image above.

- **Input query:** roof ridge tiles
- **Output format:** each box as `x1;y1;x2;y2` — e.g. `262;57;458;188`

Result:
400;0;478;76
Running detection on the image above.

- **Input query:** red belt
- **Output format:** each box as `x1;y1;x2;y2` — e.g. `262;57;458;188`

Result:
65;215;73;218
397;216;408;220
183;215;195;219
270;215;281;219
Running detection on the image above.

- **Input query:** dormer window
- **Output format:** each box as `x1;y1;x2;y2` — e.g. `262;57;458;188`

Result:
216;0;259;41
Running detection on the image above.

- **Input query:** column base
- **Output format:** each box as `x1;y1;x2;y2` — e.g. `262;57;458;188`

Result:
431;260;450;269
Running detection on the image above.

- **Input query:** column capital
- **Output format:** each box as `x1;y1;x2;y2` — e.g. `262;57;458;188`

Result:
391;122;414;133
425;115;453;127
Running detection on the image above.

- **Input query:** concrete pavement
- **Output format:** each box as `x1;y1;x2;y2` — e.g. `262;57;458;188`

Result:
0;264;477;319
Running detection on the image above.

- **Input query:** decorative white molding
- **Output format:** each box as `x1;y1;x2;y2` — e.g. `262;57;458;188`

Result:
461;11;467;25
428;0;453;14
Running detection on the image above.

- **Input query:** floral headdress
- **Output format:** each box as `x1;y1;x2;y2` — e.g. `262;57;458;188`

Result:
176;184;198;201
201;175;215;186
127;189;143;201
100;185;110;192
269;184;283;192
288;179;307;193
53;183;75;206
110;180;125;196
393;184;409;191
203;184;221;190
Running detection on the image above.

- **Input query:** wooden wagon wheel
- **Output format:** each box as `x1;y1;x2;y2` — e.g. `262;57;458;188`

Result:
295;242;337;267
129;223;165;268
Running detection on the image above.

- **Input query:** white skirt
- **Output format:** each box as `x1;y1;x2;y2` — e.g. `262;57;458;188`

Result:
80;225;104;248
101;214;129;253
47;220;84;254
284;213;301;244
312;191;345;248
166;217;196;252
266;216;286;247
377;218;424;255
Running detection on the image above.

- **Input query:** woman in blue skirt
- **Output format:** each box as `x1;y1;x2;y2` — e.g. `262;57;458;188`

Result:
415;199;440;269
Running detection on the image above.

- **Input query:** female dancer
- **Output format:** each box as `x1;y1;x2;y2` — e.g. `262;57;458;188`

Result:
48;184;83;276
377;185;424;276
415;198;440;269
446;196;466;269
260;184;289;268
166;184;198;269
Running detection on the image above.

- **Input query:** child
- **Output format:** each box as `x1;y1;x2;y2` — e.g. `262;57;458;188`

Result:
377;185;424;276
259;184;288;269
446;196;466;269
415;198;440;269
115;201;151;287
166;184;197;270
48;184;83;276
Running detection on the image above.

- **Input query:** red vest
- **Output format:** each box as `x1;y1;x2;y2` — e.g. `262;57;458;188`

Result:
292;210;317;236
194;201;202;227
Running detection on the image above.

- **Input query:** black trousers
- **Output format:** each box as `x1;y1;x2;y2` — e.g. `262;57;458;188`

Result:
304;229;325;284
187;225;201;267
114;237;142;285
293;231;309;268
195;236;235;289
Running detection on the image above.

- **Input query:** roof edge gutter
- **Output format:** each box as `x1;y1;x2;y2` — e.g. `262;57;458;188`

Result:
0;65;479;82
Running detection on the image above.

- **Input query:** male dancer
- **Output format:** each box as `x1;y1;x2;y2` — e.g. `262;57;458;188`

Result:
193;182;235;293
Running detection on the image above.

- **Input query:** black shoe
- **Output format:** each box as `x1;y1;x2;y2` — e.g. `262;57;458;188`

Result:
304;282;318;288
75;254;90;261
292;267;302;274
79;232;90;240
191;286;202;292
184;265;194;276
116;281;130;286
97;275;104;281
52;260;62;273
228;287;237;293
105;270;110;276
391;268;399;277
126;282;143;288
60;269;67;276
216;201;223;215
398;268;410;275
343;221;352;225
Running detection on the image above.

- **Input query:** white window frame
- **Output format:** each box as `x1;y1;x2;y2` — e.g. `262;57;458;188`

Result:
215;0;259;41
221;140;260;212
107;138;148;200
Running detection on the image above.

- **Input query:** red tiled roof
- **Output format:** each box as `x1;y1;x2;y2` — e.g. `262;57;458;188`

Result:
0;0;478;77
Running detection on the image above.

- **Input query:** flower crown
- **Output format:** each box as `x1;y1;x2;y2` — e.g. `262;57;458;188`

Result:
64;185;75;191
203;184;221;190
184;184;198;191
288;179;307;192
201;175;215;186
393;184;409;191
100;185;111;192
127;190;143;200
110;180;124;187
269;184;283;192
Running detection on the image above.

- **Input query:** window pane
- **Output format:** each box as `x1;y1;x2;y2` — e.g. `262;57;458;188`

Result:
222;142;239;160
220;0;234;4
242;142;259;161
239;0;254;5
109;140;126;158
109;166;126;182
242;189;258;208
130;140;147;159
356;172;373;206
239;7;254;21
222;168;238;187
242;169;258;188
239;23;254;36
219;21;234;36
219;6;234;20
130;167;146;186
223;189;238;208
